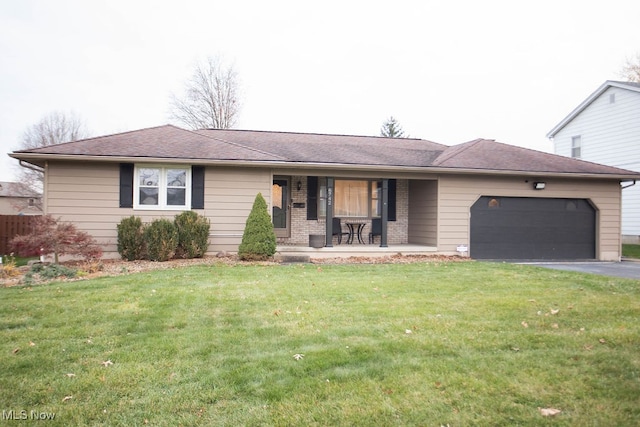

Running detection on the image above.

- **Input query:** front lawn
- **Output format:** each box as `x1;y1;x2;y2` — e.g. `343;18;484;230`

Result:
1;261;638;426
623;243;640;259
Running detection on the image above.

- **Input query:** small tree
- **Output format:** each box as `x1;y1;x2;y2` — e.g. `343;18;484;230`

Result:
117;216;145;261
174;211;210;259
380;116;406;138
619;52;640;82
10;215;102;263
143;219;178;262
238;193;277;261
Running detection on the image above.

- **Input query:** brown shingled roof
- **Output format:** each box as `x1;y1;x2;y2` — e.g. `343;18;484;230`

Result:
10;125;640;178
433;139;632;175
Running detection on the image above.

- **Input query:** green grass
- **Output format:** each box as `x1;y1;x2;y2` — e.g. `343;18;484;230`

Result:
623;244;640;259
1;261;639;426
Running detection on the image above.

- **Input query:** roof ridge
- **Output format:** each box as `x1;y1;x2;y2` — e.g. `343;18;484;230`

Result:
14;124;181;152
200;127;435;142
192;129;288;160
432;138;485;165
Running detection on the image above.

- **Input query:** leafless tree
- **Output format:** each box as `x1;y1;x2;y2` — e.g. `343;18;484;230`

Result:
169;56;241;130
18;111;89;197
619;52;640;83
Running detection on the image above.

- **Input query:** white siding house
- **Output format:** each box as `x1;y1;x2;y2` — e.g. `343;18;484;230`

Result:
547;81;640;243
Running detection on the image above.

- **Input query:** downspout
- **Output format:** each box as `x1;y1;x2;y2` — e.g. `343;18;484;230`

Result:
19;160;44;173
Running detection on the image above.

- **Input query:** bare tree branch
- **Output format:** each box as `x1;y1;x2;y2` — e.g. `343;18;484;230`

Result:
170;56;241;129
619;52;640;83
18;111;89;195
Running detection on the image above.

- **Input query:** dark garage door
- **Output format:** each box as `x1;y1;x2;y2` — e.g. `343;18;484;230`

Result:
470;197;595;260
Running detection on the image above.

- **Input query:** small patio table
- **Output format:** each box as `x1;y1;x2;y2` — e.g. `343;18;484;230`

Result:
345;219;367;244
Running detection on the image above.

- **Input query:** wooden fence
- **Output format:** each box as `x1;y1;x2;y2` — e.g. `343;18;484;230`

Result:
0;215;38;255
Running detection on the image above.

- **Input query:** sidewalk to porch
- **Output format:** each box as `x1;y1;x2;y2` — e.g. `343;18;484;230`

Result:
275;244;439;261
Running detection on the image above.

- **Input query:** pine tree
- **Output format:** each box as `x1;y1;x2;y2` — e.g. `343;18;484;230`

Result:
380;116;406;138
238;193;277;260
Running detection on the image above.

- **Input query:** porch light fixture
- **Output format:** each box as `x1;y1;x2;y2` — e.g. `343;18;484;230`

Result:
297;180;302;191
533;182;546;190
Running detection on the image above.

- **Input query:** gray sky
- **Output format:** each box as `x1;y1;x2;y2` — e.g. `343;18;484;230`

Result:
1;0;639;181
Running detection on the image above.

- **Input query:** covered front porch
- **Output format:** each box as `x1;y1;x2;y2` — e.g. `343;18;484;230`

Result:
272;174;440;249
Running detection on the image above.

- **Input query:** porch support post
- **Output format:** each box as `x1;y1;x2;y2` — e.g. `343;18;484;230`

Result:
325;177;334;247
380;178;388;247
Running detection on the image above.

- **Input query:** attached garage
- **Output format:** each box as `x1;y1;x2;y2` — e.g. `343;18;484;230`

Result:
470;196;596;260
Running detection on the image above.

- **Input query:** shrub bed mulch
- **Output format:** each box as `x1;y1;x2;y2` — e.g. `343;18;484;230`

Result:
1;253;468;287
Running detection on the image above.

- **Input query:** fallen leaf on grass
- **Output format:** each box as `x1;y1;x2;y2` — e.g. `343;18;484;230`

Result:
293;353;304;360
405;329;413;334
62;395;73;402
550;309;560;315
552;323;559;329
12;347;20;354
101;360;114;367
521;321;529;328
65;373;76;378
29;341;36;346
599;338;606;344
538;407;561;416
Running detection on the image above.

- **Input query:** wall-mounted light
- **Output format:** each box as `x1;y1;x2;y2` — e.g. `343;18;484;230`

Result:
297;180;302;191
533;182;546;190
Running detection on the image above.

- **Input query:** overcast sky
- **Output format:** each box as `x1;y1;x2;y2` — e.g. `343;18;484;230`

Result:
1;0;639;182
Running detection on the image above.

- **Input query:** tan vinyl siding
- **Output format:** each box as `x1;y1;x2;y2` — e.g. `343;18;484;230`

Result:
437;175;622;260
408;180;437;245
202;167;271;253
45;161;272;258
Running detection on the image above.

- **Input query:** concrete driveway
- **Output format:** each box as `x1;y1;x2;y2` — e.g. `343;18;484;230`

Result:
521;261;640;280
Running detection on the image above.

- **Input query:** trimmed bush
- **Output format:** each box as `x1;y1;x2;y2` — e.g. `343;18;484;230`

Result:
238;193;277;261
117;216;145;261
175;211;210;259
144;218;178;262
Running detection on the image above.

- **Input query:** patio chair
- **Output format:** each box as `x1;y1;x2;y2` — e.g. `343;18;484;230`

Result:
369;217;382;244
332;217;350;244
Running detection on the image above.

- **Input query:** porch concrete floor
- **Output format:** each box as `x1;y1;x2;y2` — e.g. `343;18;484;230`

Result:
276;244;439;259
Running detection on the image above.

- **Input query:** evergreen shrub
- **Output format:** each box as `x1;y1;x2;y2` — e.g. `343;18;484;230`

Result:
117;216;145;261
144;218;178;262
238;193;277;261
175;211;210;259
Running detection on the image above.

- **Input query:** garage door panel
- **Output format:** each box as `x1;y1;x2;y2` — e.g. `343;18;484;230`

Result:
470;197;595;260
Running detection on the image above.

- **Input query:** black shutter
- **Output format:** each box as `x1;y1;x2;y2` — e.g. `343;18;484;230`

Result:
191;166;205;209
388;179;396;221
119;163;134;208
307;176;318;220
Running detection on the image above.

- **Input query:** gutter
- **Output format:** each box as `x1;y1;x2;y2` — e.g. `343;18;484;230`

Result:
10;153;640;181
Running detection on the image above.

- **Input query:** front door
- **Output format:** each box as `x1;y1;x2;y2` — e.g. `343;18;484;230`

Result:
272;177;290;238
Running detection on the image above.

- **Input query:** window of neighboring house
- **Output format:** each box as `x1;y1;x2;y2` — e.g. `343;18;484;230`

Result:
571;136;581;158
318;179;381;218
134;166;191;209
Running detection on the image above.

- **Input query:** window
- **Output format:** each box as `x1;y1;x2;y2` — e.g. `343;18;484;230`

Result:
571;136;581;158
134;166;191;209
318;179;380;218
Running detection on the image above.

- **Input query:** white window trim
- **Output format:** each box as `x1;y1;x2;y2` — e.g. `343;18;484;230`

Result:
133;165;192;210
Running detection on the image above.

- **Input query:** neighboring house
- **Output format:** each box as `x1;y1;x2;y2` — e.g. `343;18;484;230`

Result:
9;125;640;261
547;80;640;244
0;181;42;215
